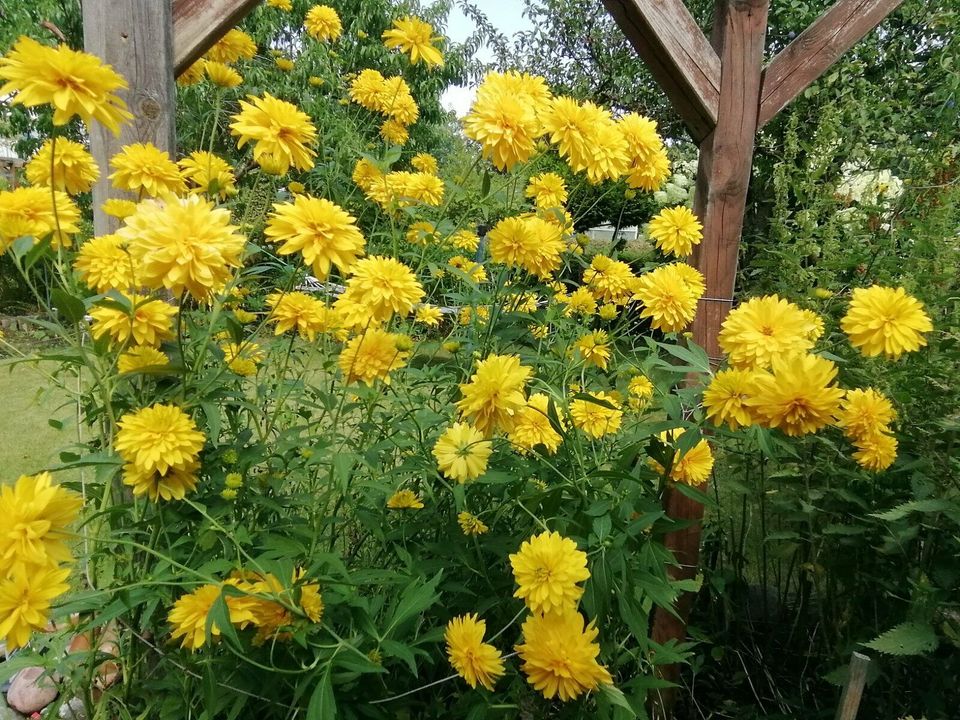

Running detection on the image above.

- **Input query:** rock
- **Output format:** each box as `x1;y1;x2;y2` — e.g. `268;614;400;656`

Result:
0;691;26;720
6;667;58;714
57;698;86;720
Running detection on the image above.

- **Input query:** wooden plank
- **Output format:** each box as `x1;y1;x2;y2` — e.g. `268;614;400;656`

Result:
173;0;262;76
758;0;903;127
83;0;176;235
601;0;721;143
649;3;769;718
835;652;871;720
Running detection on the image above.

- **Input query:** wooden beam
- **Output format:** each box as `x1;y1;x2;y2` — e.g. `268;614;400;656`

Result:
835;652;871;720
83;0;176;235
758;0;903;127
650;2;769;717
601;0;721;143
173;0;262;76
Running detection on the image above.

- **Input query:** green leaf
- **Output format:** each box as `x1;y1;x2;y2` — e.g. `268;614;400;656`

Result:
306;666;337;720
383;571;442;640
599;684;638;717
671;481;718;510
864;621;938;656
870;499;954;521
51;289;88;324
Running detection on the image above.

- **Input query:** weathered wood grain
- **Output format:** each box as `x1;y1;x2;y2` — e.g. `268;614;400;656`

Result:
759;0;904;127
601;0;721;142
173;0;261;76
83;0;176;235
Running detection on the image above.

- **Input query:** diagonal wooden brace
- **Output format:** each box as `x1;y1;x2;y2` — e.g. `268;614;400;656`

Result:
173;0;262;76
600;0;721;143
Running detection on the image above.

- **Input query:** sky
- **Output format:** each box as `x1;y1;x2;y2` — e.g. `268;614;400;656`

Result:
440;2;533;117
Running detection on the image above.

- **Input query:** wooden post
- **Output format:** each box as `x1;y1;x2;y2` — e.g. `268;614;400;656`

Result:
650;4;769;716
83;0;176;235
834;652;871;720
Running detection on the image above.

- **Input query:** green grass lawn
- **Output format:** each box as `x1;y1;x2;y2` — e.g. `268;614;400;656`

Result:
0;360;76;480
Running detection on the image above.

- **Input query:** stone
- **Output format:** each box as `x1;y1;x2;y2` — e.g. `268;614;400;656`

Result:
57;698;87;720
0;691;26;720
6;667;58;714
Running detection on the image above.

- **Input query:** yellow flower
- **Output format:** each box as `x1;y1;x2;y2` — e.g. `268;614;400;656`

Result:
25;138;99;194
266;292;339;341
415;304;443;326
308;75;325;87
578;104;628;183
177;59;205;86
525;172;567;209
457;354;532;436
411;152;438;174
118;346;168;374
352;157;383;191
115;404;204;479
561;287;597;317
382;16;444;67
72;234;134;292
620;112;669;191
179;151;237;199
841;286;932;358
515;608;613;701
222;341;265;377
118;195;246;301
448;255;488;284
433;422;492;483
122;460;200;502
102;198;137;219
445;614;504;690
836;388;896;441
540;96;593;171
573;330;611;370
0;186;81;251
449;228;480;252
703;368;760;430
380;118;410;145
338;329;409;386
168;585;226;650
718;295;818;369
205;61;242;88
628;373;654;411
464;85;539;172
633;263;703;332
852;432;897;472
265;195;365;279
205;29;257;64
488;215;564;279
0;565;71;650
0;36;131;134
404;172;444;206
109;142;185;198
570;391;622;439
746;354;845;436
508;393;563;455
510;530;589;613
648;206;702;257
305;5;343;42
274;57;294;72
649;429;715;485
89;295;177;347
349;68;387;111
267;0;292;9
583;255;636;306
0;472;81;575
333;256;424;328
230;93;317;174
458;511;489;536
386;489;424;510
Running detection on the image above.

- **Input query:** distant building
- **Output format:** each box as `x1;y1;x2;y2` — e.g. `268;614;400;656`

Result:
0;137;23;188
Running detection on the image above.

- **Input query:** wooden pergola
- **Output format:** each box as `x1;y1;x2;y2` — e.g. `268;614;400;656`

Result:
80;0;903;716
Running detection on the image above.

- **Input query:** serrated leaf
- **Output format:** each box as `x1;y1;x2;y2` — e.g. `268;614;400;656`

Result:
863;621;938;656
870;499;953;521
